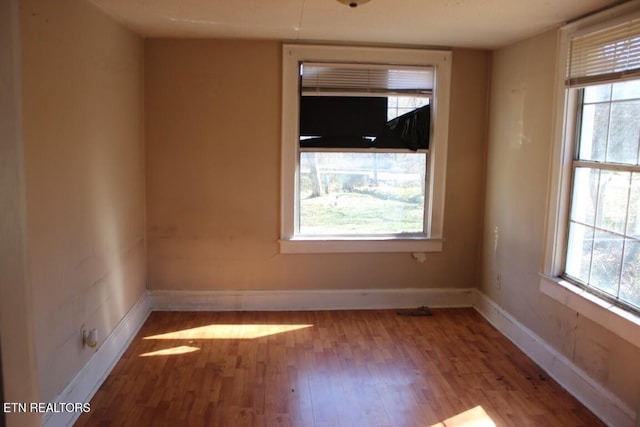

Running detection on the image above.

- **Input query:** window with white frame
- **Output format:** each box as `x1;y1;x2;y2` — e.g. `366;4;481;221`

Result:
557;15;640;314
280;45;451;253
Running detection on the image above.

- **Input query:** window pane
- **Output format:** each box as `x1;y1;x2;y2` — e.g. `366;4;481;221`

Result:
578;103;609;162
299;152;426;235
565;222;594;283
397;97;428;108
611;80;640;101
590;229;623;297
583;83;611;103
627;173;640;239
595;170;631;235
620;239;640;309
607;101;640;165
387;96;429;121
570;167;598;226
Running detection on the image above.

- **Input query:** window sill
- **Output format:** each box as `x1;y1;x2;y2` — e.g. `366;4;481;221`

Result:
279;237;443;254
539;274;640;349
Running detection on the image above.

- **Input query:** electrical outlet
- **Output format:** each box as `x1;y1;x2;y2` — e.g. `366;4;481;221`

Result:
81;324;98;348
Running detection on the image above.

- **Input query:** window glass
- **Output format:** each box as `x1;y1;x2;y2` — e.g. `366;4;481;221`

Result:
583;84;611;103
589;229;624;296
627;173;640;238
595;170;631;235
620;238;640;306
612;80;640;101
569;167;598;226
608;100;640;164
565;222;594;283
299;152;426;235
388;96;429;120
578;88;610;162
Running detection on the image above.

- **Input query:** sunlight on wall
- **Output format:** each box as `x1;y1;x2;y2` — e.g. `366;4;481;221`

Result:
430;405;496;427
143;324;314;340
139;345;201;357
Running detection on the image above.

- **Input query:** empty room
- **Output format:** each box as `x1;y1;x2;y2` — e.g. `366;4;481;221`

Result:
2;0;640;425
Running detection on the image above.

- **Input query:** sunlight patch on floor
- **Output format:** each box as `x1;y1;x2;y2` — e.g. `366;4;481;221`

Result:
430;406;496;427
139;345;201;357
143;324;313;340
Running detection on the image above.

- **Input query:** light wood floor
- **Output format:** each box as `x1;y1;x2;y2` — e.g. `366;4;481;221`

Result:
75;308;604;426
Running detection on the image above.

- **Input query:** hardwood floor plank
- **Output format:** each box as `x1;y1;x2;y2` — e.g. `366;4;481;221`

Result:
75;309;605;426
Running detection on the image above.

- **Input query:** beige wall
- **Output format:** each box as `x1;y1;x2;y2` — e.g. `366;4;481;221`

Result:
145;40;490;292
0;0;41;425
481;29;640;410
20;0;146;403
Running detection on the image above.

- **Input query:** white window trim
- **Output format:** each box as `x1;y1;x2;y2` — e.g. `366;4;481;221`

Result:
280;44;452;254
540;1;640;348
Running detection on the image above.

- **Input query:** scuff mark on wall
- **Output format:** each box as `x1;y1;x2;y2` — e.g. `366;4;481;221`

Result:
571;312;579;362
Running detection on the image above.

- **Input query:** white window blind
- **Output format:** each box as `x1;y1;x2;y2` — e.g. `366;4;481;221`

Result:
300;62;433;95
567;18;640;87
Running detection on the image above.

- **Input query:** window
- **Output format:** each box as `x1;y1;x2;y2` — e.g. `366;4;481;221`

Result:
280;45;452;253
298;63;431;236
565;81;640;312
541;4;640;337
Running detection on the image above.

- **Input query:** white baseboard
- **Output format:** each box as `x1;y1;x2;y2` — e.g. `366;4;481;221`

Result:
474;291;636;427
43;292;152;427
149;287;476;311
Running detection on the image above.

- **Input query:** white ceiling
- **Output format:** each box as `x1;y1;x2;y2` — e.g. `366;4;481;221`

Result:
90;0;624;49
